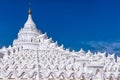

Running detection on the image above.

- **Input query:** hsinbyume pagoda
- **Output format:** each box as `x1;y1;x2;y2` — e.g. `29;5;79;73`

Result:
0;8;119;80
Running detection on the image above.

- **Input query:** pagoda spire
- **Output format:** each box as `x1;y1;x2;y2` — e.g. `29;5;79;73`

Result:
24;8;35;26
28;8;32;15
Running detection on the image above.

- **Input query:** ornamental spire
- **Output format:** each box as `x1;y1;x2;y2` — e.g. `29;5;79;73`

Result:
28;8;32;15
24;8;35;26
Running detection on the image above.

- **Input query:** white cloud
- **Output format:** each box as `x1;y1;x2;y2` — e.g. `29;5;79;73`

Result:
81;41;120;55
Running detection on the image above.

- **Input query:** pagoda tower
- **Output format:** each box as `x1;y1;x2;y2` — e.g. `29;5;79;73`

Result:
13;8;40;50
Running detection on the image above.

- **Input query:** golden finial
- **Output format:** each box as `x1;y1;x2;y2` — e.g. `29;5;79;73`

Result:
28;8;32;15
28;1;32;15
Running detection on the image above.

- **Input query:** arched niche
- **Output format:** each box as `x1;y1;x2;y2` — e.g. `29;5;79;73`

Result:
80;75;86;80
109;76;113;80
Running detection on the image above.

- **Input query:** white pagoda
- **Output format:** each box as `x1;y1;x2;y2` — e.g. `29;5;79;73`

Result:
0;8;119;80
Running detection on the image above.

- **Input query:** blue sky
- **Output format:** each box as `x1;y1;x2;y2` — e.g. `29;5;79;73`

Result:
0;0;120;55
